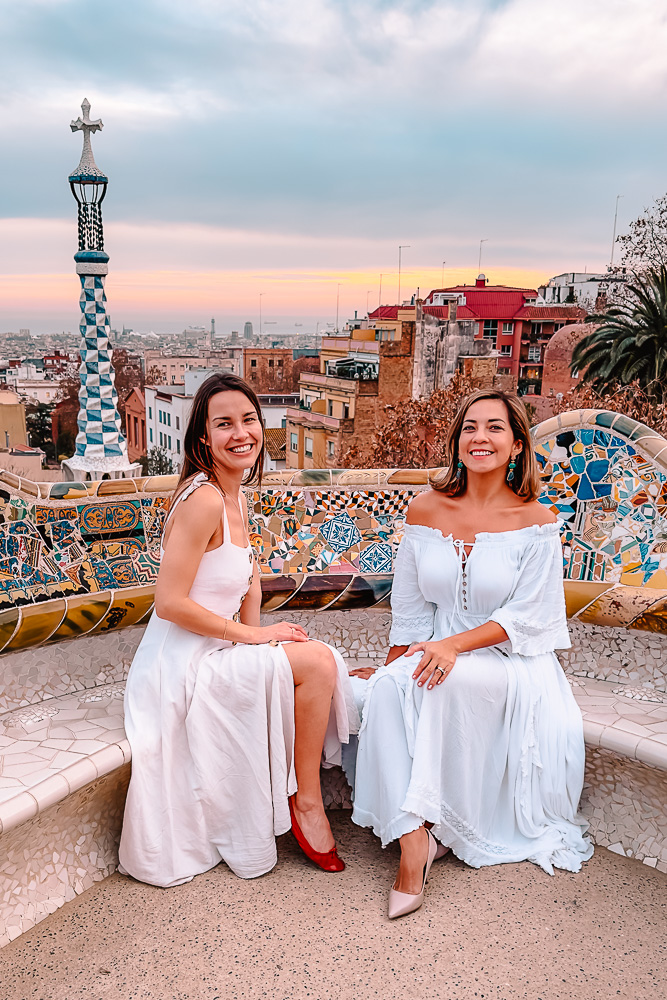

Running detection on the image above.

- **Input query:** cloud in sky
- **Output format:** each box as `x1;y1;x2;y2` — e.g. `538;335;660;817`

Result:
1;0;666;330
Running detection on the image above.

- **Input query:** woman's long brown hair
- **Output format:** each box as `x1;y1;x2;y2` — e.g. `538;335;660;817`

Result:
172;372;265;503
431;389;541;501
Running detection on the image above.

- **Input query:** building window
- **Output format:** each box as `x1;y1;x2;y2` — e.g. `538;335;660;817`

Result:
159;432;163;446
251;359;257;367
327;441;335;457
148;407;152;419
149;428;153;442
343;404;350;418
268;359;274;367
158;410;162;423
175;416;180;430
327;400;333;416
305;437;313;457
290;433;298;452
168;435;172;449
527;346;541;362
277;359;283;367
502;322;514;335
532;322;544;337
176;439;181;453
553;323;564;332
167;413;171;426
483;320;498;339
501;345;512;356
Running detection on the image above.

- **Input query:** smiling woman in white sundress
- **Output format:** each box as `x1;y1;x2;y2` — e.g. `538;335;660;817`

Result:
350;389;593;919
119;373;358;887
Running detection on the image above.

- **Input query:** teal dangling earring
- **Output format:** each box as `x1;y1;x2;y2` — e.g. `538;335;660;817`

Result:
456;459;463;481
507;458;517;483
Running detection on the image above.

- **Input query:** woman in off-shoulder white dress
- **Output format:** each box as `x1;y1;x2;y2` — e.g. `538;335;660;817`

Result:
351;390;592;918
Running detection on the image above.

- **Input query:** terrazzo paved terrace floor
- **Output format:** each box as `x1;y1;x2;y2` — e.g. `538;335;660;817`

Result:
2;814;666;1000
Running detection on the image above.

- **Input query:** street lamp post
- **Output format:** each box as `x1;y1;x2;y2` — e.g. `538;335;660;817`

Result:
398;245;411;306
336;283;342;333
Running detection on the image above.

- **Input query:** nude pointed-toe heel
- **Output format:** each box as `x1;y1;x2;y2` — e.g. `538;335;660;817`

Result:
388;829;438;920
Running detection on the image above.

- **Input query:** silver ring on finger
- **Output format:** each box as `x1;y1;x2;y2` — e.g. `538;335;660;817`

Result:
434;666;444;675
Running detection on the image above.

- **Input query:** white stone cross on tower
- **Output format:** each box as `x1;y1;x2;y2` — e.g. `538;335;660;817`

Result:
70;98;105;179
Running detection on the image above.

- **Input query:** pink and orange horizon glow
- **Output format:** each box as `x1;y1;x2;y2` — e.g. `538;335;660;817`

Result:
0;266;553;333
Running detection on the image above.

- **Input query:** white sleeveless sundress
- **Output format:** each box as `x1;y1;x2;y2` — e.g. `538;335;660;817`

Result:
119;473;358;885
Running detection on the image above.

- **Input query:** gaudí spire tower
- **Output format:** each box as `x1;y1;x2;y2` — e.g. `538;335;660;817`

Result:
61;99;140;481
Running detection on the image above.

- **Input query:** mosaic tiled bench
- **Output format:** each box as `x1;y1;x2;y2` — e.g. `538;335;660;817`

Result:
2;619;667;947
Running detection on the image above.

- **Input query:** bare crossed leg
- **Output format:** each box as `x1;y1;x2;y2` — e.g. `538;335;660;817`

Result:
283;640;338;853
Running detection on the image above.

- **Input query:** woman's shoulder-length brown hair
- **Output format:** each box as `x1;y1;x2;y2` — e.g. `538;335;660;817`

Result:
171;372;266;506
431;389;541;501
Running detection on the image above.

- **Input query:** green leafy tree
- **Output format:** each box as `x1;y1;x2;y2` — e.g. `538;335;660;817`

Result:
146;445;174;476
25;402;55;461
571;266;667;403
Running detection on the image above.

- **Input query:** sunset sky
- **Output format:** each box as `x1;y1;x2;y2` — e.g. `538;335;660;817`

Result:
1;0;666;334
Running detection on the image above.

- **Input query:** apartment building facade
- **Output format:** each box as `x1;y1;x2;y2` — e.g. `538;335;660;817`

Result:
243;348;319;394
144;385;191;471
286;308;420;469
124;387;147;463
143;348;242;385
423;276;586;394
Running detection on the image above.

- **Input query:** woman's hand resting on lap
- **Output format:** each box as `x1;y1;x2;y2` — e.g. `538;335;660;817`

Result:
349;666;377;680
250;622;310;643
406;639;458;689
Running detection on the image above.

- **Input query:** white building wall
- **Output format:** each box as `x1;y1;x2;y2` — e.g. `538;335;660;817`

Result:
260;403;288;429
145;387;193;472
7;380;59;405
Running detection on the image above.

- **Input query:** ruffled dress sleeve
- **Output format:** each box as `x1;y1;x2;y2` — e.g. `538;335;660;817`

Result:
388;530;436;646
488;526;571;656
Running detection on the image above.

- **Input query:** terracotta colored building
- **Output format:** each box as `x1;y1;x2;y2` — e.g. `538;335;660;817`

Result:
528;323;593;420
124;387;147;463
287;308;427;468
243;348;319;394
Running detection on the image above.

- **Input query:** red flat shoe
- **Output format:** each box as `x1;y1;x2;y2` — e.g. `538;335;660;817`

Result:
288;796;345;872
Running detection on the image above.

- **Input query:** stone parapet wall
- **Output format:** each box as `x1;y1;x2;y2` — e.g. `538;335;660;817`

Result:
0;766;130;947
563;620;667;693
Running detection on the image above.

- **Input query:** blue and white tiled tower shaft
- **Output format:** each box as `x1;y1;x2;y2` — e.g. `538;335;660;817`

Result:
62;99;140;481
76;268;126;464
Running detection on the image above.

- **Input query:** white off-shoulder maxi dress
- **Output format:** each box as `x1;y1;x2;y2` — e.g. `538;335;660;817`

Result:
119;474;359;886
351;522;593;874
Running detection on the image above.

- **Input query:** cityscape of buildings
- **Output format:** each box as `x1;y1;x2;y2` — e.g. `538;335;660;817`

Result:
0;265;610;480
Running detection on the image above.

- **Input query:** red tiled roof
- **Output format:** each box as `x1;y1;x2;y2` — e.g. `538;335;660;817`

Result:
423;305;477;320
514;305;588;320
435;284;538;295
368;306;400;320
